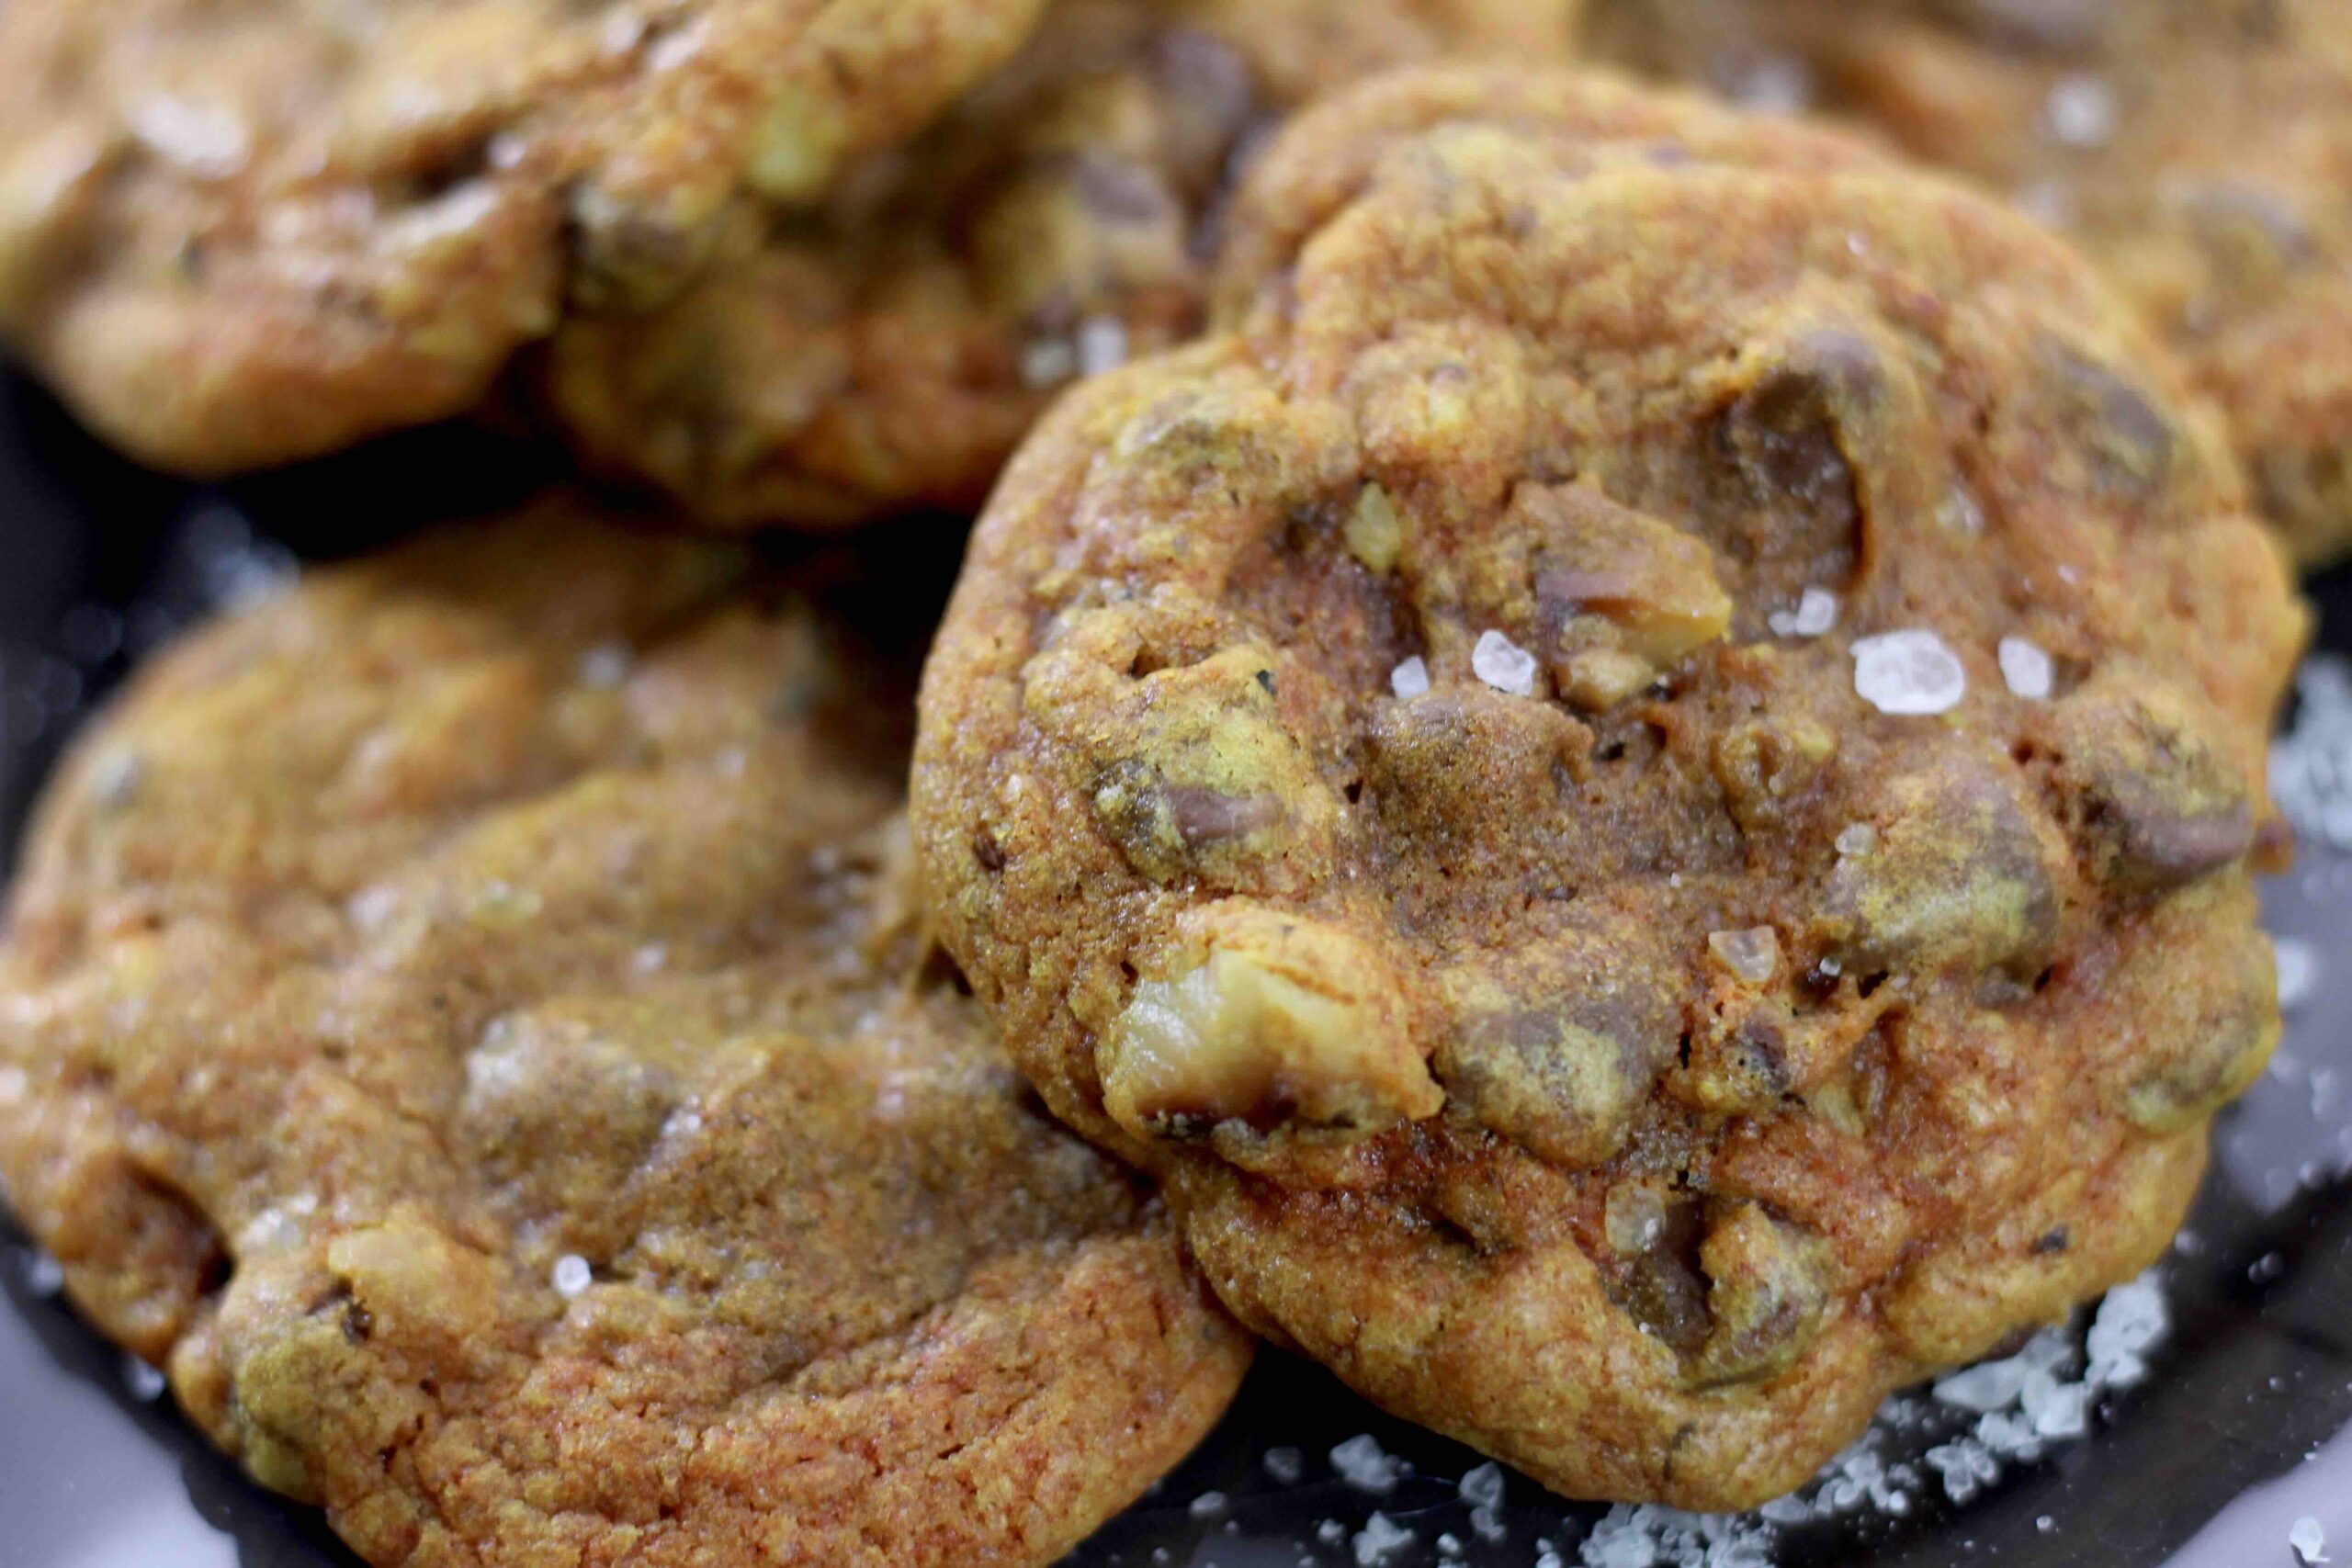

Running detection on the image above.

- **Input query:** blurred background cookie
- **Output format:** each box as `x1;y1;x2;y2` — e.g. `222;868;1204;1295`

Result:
0;0;1049;475
545;0;1587;528
1587;0;2352;568
0;498;1250;1566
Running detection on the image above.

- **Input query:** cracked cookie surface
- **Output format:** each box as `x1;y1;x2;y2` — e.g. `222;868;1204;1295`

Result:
1588;0;2352;567
0;498;1249;1566
0;0;1045;474
545;0;1582;528
912;68;2306;1508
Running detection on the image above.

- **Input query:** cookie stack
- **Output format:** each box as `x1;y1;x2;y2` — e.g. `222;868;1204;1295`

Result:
0;0;2318;1562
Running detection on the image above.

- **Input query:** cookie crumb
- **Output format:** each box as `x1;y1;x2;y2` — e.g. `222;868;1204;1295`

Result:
1852;628;1966;715
1471;630;1538;696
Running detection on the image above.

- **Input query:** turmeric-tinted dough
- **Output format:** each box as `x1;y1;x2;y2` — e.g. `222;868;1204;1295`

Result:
912;69;2305;1509
0;500;1250;1566
0;0;1046;472
1588;0;2352;566
546;0;1582;527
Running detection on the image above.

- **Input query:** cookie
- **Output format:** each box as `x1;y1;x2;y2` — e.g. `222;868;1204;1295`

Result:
0;499;1250;1566
1587;0;2352;567
546;0;1583;527
912;68;2305;1509
0;0;1046;474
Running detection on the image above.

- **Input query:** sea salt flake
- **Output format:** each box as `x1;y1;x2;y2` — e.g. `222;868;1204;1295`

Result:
1390;656;1430;700
551;1254;593;1298
2290;1516;2329;1564
1188;1491;1227;1518
1934;1354;2032;1414
1460;1461;1508;1540
1852;628;1966;715
1353;1512;1412;1566
1330;1433;1402;1494
2085;1269;2167;1388
2045;73;2117;147
2019;1368;2089;1438
1997;637;2053;699
1471;629;1538;696
1262;1445;1305;1484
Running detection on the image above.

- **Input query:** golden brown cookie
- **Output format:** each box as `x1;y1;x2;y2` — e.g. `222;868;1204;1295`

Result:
0;499;1250;1566
546;0;1583;527
1587;0;2352;567
0;0;1046;473
912;68;2305;1509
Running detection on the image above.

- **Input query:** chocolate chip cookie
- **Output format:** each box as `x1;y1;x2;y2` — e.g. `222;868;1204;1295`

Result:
0;0;1046;474
545;0;1583;527
0;499;1250;1565
913;68;2306;1508
1588;0;2352;566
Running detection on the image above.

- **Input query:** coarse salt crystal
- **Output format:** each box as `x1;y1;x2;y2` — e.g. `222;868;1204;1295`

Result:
25;1250;65;1296
1998;636;2053;700
2290;1516;2329;1564
1330;1433;1402;1494
1390;656;1430;700
1262;1445;1305;1484
551;1254;593;1298
1835;822;1877;856
1471;630;1538;697
1852;628;1966;715
1188;1491;1227;1517
1459;1461;1508;1540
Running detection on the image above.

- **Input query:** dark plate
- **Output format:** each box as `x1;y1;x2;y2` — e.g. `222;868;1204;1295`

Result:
0;368;2346;1568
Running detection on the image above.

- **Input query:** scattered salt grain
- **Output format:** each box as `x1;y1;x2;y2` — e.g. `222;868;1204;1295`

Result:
579;642;632;688
1188;1491;1227;1518
1352;1513;1413;1566
0;1066;24;1106
1317;1519;1347;1545
22;1249;65;1297
1390;657;1430;701
1263;1445;1305;1484
1770;587;1839;638
2275;936;2319;1013
1459;1461;1508;1541
2269;655;2352;846
551;1254;593;1298
1835;822;1877;857
1729;53;1814;114
2045;73;2117;148
634;942;669;975
1997;637;2053;700
2085;1269;2167;1389
123;1353;166;1402
1852;629;1966;715
2291;1516;2330;1564
1077;318;1129;378
1471;630;1539;697
1436;1531;1464;1558
1329;1434;1403;1495
1020;339;1078;389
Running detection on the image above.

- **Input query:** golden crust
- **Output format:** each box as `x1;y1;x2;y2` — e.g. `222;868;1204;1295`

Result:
544;0;1584;528
0;498;1250;1567
0;0;1047;473
1588;0;2352;566
912;68;2306;1508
